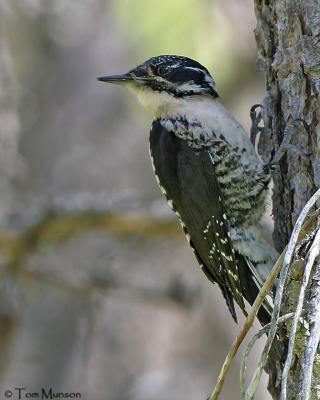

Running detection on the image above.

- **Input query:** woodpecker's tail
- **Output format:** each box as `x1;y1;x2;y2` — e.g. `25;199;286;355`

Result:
236;254;273;326
220;286;240;324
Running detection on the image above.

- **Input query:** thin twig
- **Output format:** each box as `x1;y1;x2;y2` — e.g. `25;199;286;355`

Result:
240;313;294;399
208;251;284;400
245;187;320;400
282;227;320;400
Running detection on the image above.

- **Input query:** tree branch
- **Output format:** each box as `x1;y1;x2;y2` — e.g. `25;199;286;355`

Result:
246;189;320;400
208;250;285;400
281;221;320;400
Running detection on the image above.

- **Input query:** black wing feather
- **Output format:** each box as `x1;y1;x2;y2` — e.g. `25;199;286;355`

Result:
175;139;246;315
150;119;246;321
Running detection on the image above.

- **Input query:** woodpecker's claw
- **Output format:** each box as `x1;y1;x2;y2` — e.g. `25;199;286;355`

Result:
250;104;265;146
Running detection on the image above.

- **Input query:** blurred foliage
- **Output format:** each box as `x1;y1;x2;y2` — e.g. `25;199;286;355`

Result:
0;211;181;269
112;0;258;96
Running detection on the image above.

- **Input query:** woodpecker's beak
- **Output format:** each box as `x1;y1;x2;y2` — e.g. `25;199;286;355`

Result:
97;73;134;85
97;66;152;87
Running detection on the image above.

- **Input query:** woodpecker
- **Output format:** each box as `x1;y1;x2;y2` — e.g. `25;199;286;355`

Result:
98;55;278;324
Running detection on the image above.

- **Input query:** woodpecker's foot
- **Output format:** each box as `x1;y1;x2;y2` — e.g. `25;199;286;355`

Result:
250;104;272;149
250;104;263;146
250;104;277;171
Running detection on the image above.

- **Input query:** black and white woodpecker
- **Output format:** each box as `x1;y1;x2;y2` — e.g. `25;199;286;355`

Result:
97;55;278;324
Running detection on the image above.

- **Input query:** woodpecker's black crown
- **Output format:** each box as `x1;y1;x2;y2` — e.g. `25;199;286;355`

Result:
98;55;218;98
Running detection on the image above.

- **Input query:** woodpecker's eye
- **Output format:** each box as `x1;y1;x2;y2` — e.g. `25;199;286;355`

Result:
157;65;170;76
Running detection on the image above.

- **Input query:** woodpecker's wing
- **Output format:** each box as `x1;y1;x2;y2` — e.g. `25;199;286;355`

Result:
174;140;247;317
175;137;272;325
149;119;246;321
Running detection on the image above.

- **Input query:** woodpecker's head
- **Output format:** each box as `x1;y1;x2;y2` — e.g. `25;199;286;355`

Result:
97;55;218;114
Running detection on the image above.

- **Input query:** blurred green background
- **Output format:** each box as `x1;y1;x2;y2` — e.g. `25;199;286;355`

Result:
0;1;270;399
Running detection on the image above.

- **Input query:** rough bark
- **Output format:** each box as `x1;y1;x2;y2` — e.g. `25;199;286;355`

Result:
254;0;320;399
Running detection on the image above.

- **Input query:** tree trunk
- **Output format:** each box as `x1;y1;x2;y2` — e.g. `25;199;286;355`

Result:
254;0;320;399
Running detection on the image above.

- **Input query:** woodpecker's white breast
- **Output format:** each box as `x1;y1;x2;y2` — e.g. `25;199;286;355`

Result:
129;85;256;158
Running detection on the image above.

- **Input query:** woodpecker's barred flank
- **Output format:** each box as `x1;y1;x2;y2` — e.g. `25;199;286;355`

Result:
98;55;278;324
